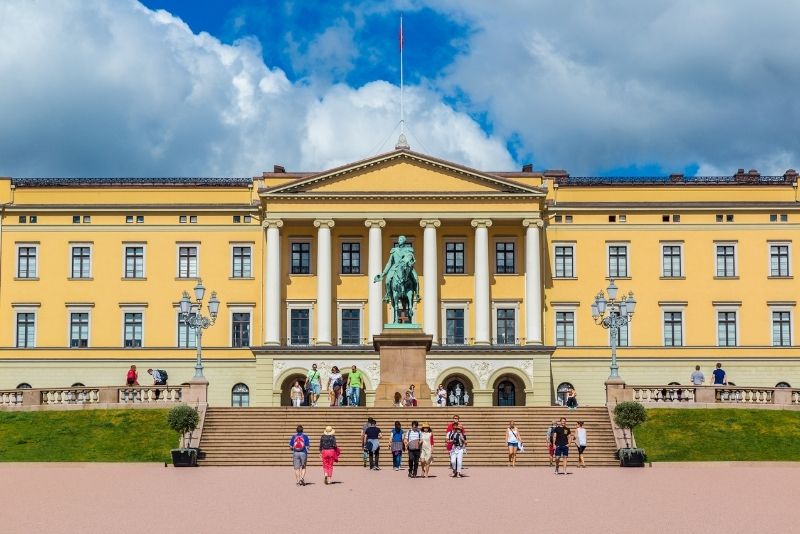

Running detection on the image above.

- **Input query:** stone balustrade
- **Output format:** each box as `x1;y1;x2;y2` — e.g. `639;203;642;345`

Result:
608;380;800;408
0;384;201;410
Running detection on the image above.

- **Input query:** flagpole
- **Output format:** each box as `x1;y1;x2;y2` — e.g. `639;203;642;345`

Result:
400;14;404;137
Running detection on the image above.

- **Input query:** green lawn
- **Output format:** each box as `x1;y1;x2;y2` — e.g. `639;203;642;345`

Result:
635;409;800;462
0;409;177;462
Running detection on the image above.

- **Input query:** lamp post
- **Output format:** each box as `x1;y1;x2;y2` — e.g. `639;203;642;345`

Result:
179;279;220;380
591;279;637;380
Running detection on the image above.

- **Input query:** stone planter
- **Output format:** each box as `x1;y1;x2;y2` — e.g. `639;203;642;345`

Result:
171;448;198;467
617;447;646;467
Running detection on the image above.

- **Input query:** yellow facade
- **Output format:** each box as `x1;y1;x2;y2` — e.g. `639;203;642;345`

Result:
1;155;799;407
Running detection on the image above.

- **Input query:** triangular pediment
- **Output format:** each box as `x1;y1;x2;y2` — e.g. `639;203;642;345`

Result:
262;150;544;197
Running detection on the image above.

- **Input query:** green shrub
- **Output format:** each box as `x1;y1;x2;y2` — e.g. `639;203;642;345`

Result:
167;405;199;448
613;401;647;448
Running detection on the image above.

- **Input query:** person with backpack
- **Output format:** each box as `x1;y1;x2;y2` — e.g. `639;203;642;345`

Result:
405;420;423;478
125;365;139;386
448;421;467;477
363;418;382;470
319;426;338;485
288;425;310;486
390;421;405;471
147;368;167;399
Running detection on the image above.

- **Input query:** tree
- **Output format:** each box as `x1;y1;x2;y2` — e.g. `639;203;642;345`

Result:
167;405;200;448
613;401;647;448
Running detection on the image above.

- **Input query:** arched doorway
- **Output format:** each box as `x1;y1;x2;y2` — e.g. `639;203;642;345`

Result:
231;383;250;407
776;381;791;388
556;382;573;406
493;374;525;406
443;374;473;406
279;373;307;407
339;372;367;406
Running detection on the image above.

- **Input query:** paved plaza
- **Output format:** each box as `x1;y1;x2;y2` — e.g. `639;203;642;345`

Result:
3;462;799;533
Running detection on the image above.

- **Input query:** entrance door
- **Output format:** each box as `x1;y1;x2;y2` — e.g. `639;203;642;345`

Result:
497;380;516;406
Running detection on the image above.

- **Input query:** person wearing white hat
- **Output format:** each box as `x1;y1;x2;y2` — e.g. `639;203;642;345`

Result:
320;426;338;484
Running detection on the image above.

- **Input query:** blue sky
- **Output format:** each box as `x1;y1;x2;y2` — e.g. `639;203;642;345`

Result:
0;1;798;177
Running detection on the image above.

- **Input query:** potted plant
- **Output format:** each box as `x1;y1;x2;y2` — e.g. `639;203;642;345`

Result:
168;404;200;467
613;401;647;467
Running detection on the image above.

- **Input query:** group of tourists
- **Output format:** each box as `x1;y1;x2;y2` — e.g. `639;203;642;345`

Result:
290;363;366;407
289;414;591;485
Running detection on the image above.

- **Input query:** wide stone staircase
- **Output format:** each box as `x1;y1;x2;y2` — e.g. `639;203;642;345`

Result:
199;406;620;467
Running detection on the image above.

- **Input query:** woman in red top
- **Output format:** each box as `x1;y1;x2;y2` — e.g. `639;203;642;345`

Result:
125;365;139;386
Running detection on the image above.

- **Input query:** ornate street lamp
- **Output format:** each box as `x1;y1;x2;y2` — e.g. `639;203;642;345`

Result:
179;279;220;379
591;279;637;379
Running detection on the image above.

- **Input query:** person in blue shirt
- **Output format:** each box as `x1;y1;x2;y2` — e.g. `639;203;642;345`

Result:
712;363;727;385
289;425;311;486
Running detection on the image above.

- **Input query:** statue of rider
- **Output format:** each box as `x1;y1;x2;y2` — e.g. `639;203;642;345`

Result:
373;235;420;303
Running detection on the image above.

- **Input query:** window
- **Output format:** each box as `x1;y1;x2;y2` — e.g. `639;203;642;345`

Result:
70;246;91;278
565;215;573;223
613;321;629;347
178;246;198;278
16;383;32;389
123;313;143;348
495;242;515;274
726;214;734;222
341;242;361;274
136;215;144;224
232;312;251;347
341;308;361;345
17;245;37;278
619;215;627;223
781;214;788;222
19;215;26;223
290;309;310;344
715;244;736;277
445;242;465;274
608;215;616;223
231;383;250;407
179;215;187;224
446;309;465;344
29;215;38;224
717;311;737;346
554;215;563;223
608;245;628;278
177;312;197;348
124;246;144;278
69;312;89;347
673;214;680;223
83;215;91;224
291;242;311;274
73;215;80;224
126;216;133;223
770;244;790;277
496;308;515;345
772;311;791;346
554;245;574;278
232;246;252;278
244;215;252;223
189;215;197;224
15;312;35;348
662;244;682;277
770;214;777;222
663;311;683;346
662;215;670;223
555;311;575;346
233;215;241;223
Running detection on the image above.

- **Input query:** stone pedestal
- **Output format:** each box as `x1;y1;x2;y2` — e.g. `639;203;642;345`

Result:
373;326;432;407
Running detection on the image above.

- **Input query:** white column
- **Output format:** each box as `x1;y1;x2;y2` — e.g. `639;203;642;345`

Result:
471;219;492;345
523;218;543;345
264;219;283;345
365;219;386;340
314;219;335;345
420;219;441;342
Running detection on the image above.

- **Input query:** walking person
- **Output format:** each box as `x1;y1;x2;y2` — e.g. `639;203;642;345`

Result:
125;365;139;386
436;384;447;407
546;420;557;467
575;421;587;468
405;420;423;478
690;365;705;385
319;426;338;485
712;362;727;385
290;380;304;408
306;363;321;407
565;386;578;410
552;417;572;475
390;421;405;471
347;365;364;406
328;366;343;406
360;417;373;468
419;422;435;478
289;425;310;486
448;421;467;477
408;384;417;406
363;418;382;470
507;421;523;467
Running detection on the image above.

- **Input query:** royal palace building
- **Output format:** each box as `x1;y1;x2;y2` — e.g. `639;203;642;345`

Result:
1;148;799;406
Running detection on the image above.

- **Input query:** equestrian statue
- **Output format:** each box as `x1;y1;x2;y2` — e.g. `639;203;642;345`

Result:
373;235;421;324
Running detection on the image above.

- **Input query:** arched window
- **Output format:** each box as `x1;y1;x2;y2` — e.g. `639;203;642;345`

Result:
232;383;250;407
662;382;684;402
444;376;472;406
556;382;573;406
776;381;791;388
71;382;85;387
16;383;32;389
496;380;516;407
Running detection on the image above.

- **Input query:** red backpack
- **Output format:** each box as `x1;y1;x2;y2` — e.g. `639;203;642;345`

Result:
293;435;305;451
126;369;136;383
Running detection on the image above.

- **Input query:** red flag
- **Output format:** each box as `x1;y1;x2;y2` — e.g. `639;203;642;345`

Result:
399;17;404;51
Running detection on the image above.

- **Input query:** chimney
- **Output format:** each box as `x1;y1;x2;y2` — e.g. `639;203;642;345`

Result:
522;163;533;173
273;165;285;173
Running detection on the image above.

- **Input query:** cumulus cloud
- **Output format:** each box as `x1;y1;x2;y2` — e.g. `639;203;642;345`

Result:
423;0;800;175
0;0;514;177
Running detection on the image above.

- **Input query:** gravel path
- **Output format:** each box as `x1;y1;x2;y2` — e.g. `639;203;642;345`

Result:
3;462;799;533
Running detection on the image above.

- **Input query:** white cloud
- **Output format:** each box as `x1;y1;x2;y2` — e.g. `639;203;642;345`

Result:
0;0;515;177
423;0;800;175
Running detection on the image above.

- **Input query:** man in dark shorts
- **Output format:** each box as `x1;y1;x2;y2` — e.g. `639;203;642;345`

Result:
552;417;572;475
288;425;310;486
